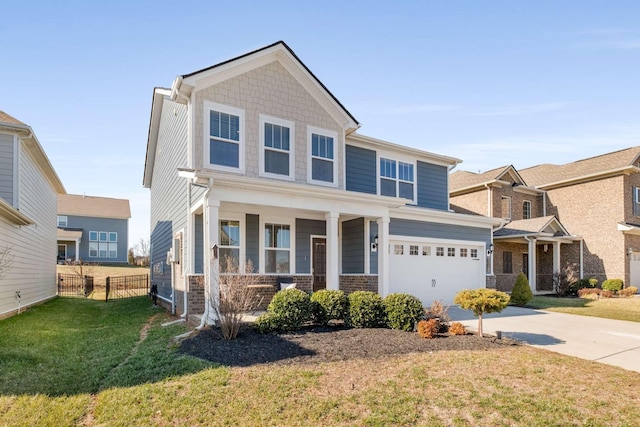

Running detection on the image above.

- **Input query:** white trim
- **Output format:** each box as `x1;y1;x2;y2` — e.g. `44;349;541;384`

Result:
307;126;338;187
57;215;68;227
309;234;327;286
259;114;295;181
523;200;532;220
260;216;295;274
376;151;417;204
501;196;512;221
218;213;246;273
203;100;245;173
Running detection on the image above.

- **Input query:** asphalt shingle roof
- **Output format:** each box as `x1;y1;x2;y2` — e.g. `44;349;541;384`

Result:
58;194;131;219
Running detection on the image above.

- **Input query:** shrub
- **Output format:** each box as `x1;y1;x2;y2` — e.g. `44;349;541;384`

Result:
266;288;312;331
618;286;638;297
589;278;599;288
600;290;615;298
602;279;624;292
384;293;424;331
254;312;283;334
424;300;450;322
449;322;466;336
454;289;510;337
347;291;385;328
511;272;533;306
310;290;348;325
569;278;594;295
417;319;439;339
578;288;601;299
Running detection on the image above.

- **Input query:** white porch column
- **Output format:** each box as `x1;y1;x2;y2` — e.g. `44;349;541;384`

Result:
75;239;80;262
527;237;537;293
377;216;390;297
553;241;561;276
325;211;339;290
203;197;220;324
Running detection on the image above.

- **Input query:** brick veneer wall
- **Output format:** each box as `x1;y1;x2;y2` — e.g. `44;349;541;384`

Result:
339;275;378;294
188;275;205;315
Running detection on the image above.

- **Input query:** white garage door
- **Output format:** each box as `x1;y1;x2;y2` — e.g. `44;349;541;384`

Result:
630;252;640;288
388;238;486;306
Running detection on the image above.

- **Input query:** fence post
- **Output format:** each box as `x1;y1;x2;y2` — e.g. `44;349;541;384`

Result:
106;277;110;302
57;273;61;295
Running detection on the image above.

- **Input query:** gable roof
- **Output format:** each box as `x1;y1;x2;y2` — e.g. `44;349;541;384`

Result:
450;165;529;195
58;194;131;219
0;110;26;126
520;146;640;189
494;215;571;238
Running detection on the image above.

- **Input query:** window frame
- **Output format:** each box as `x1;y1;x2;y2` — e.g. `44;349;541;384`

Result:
307;126;338;187
634;187;640;216
261;218;294;274
203;101;245;173
259;114;295;181
57;215;68;227
501;196;512;221
523;200;532;220
219;217;244;273
377;153;416;203
503;251;513;274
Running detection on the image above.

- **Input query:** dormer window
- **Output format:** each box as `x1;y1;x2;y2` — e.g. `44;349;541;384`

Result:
379;157;415;202
204;101;245;172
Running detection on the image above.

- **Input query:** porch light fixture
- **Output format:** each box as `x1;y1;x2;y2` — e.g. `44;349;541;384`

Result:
212;244;219;260
371;235;379;252
487;243;494;256
628;247;633;257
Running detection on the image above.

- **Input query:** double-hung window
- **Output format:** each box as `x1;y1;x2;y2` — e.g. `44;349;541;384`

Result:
260;115;294;180
523;200;531;220
205;101;244;171
264;223;290;273
379;157;415;202
634;187;640;216
219;220;240;272
57;216;68;227
308;126;337;186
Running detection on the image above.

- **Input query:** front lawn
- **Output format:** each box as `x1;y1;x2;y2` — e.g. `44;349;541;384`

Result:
529;295;640;322
2;297;640;426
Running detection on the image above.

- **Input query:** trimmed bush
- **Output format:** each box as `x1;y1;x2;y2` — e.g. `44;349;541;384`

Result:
254;312;283;334
449;322;466;336
454;289;510;337
589;278;599;288
266;288;312;331
578;288;601;299
310;289;348;325
347;291;385;328
384;293;424;331
618;286;638;297
602;279;624;292
417;319;439;339
511;272;533;306
601;290;615;298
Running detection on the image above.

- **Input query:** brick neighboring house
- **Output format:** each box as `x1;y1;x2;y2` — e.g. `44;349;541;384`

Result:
451;147;640;293
57;194;131;264
450;165;580;293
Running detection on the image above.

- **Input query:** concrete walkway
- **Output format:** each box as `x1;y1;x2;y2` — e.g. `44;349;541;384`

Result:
448;305;640;373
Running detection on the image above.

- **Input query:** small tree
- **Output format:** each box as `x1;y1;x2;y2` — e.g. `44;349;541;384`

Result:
511;272;533;306
0;245;14;280
127;249;135;265
454;289;510;337
133;238;150;267
66;258;99;278
211;257;263;339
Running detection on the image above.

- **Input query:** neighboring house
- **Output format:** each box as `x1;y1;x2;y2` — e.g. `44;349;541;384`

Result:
450;165;580;293
451;147;640;292
0;110;65;319
143;41;499;321
57;194;131;264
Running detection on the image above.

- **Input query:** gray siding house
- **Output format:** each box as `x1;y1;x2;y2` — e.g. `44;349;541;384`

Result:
57;194;131;264
143;41;499;322
0;110;65;319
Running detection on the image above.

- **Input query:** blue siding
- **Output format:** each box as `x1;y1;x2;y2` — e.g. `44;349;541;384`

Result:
295;219;325;274
246;214;260;270
417;161;448;210
63;215;129;263
0;133;14;205
370;221;378;274
346;145;377;194
390;218;491;245
194;214;203;274
151;220;173;299
342;218;364;274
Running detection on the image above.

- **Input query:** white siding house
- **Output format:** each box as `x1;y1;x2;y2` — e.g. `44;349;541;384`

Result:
0;110;65;319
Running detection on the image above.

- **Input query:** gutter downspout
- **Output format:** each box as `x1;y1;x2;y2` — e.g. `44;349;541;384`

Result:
484;184;492;217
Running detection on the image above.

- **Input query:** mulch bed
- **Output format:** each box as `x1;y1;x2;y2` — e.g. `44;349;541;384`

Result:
179;325;519;367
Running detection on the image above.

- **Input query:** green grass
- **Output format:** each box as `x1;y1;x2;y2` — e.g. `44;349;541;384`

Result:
2;297;640;426
529;295;640;322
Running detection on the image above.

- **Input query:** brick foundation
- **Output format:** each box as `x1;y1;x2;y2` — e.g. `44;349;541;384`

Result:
339;275;378;294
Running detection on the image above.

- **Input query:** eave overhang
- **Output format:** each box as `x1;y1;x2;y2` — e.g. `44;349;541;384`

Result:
0;197;34;226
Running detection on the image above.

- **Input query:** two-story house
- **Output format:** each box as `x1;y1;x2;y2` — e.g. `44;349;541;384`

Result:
0;110;65;319
450;165;580;293
56;193;131;264
143;41;499;321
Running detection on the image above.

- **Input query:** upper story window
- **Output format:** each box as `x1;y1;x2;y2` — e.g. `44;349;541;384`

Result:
88;231;118;258
379;157;415;202
204;101;244;172
501;196;512;221
57;216;68;227
308;126;338;186
634;187;640;216
260;115;295;180
523;200;532;220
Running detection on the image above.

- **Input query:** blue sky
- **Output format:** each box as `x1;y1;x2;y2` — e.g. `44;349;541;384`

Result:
3;1;639;247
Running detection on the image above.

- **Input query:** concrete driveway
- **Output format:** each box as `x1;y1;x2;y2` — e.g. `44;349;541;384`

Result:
448;305;640;373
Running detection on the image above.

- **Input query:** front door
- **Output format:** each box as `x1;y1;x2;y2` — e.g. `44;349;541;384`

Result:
312;238;326;292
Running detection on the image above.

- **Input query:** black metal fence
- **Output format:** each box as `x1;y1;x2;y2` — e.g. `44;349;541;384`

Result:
105;275;149;301
58;274;94;297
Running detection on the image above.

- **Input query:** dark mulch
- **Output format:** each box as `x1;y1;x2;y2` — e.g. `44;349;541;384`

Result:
179;325;519;367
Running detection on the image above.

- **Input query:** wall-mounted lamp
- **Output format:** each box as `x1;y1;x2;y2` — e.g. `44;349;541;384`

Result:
627;247;633;257
212;244;219;260
371;235;379;252
487;243;494;256
544;244;549;253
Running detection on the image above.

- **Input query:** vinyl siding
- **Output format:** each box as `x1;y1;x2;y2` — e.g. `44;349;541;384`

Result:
417;161;448;210
0;143;58;318
246;214;260;270
0;133;14;205
149;98;189;300
342;218;364;273
295;218;325;274
390;218;491;245
345;144;377;194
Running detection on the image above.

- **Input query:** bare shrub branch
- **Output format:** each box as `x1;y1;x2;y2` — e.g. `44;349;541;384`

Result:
0;246;14;280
